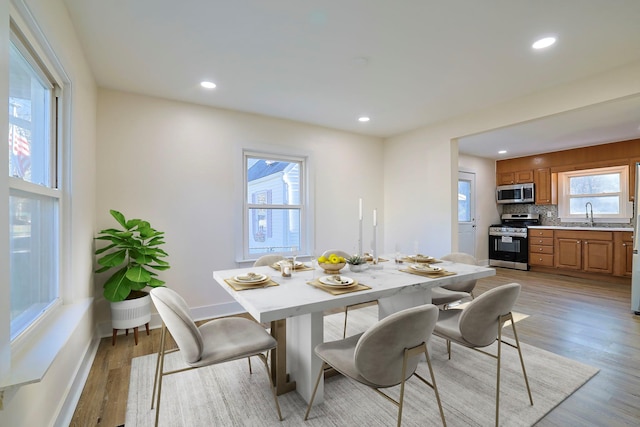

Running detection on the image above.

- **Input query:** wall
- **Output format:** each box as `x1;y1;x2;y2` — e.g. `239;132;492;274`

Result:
383;60;640;260
458;153;500;263
0;1;97;426
96;89;384;324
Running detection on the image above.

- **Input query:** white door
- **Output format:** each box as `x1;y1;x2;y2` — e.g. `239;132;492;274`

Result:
458;171;476;256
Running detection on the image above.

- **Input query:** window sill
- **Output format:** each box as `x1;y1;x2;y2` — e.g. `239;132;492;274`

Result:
0;298;92;397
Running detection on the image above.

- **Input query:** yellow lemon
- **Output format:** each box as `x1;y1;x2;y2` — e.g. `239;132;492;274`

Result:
329;254;340;264
318;256;328;263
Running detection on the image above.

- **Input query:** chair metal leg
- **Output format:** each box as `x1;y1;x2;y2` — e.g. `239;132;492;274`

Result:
496;323;502;427
257;353;283;421
423;346;446;426
304;362;327;420
151;324;167;409
510;316;534;405
343;306;349;338
247;356;252;374
153;325;168;427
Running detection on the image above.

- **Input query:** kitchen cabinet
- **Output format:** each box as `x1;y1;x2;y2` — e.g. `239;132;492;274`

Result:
497;169;533;185
533;168;555;205
529;228;554;267
554;230;613;274
614;231;634;277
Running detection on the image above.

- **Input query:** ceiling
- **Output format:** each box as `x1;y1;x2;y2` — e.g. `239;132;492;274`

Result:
62;1;640;158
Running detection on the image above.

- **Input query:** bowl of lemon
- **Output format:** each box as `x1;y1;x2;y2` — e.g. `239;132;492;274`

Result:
318;253;346;274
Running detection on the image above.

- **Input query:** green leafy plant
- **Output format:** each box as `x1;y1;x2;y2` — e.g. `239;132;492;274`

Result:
95;210;170;302
346;255;366;265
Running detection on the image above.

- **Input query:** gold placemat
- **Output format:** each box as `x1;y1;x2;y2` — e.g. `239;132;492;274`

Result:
224;278;280;291
306;279;371;295
365;257;389;263
270;263;314;272
401;257;441;264
400;268;456;278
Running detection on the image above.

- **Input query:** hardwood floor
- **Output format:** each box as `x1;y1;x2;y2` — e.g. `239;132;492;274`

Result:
70;268;640;426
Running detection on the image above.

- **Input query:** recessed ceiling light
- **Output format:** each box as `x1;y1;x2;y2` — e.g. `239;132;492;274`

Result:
200;81;217;89
532;37;556;49
498;150;507;154
358;116;370;122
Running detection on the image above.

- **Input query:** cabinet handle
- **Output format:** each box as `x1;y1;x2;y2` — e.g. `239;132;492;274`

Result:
539;248;543;251
584;241;588;245
576;240;581;244
623;243;627;247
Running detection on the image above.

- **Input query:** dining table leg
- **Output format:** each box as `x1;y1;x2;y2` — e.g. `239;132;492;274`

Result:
287;311;325;404
270;319;296;395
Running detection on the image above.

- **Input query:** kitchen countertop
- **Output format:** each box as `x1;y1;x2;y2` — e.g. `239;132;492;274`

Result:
528;225;633;232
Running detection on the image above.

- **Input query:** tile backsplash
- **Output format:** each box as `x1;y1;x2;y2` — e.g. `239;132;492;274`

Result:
501;204;634;229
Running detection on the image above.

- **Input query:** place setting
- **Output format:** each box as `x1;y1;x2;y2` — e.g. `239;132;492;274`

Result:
224;272;280;291
401;253;441;264
400;263;457;278
307;274;371;295
270;259;314;272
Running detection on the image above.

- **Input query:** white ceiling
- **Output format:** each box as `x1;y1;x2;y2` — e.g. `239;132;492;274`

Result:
62;0;640;158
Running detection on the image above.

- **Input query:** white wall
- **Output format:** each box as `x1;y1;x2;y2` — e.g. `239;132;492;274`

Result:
0;1;97;426
384;60;640;260
95;89;384;324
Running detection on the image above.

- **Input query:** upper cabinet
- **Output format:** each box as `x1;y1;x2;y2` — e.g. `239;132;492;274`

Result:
498;169;533;185
496;138;640;204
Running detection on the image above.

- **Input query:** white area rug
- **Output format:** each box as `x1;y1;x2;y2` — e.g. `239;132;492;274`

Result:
126;306;598;426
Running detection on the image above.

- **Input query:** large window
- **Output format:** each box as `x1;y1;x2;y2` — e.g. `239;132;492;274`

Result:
557;165;632;222
8;25;61;340
244;152;305;258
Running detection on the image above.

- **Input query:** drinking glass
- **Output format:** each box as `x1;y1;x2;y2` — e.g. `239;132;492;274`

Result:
291;246;298;270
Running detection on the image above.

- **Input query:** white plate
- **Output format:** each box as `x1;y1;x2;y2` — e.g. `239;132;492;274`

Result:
234;273;268;283
319;275;355;287
410;264;442;272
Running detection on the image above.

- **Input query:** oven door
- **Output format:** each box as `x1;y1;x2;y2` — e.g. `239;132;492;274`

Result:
488;234;529;270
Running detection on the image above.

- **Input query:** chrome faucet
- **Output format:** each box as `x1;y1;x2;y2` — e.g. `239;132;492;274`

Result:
585;202;594;227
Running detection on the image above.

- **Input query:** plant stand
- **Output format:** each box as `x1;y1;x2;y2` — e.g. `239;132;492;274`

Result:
110;290;151;345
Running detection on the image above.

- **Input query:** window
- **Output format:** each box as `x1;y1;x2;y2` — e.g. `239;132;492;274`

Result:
557;165;632;222
244;152;305;258
8;25;61;340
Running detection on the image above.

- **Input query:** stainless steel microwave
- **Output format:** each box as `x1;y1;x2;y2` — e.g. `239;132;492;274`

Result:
496;183;534;204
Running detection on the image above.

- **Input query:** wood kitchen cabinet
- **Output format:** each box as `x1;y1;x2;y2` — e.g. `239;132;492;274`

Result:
529;228;554;267
533;168;555;205
554;230;614;274
614;231;634;277
498;169;534;185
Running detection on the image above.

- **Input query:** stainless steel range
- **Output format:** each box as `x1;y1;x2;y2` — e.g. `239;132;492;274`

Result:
489;213;540;271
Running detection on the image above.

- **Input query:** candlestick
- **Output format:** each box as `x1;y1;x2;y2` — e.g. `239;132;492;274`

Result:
358;198;363;221
373;209;377;227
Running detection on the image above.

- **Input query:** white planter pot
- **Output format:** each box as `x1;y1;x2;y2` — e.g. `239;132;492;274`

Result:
348;264;368;273
110;291;151;330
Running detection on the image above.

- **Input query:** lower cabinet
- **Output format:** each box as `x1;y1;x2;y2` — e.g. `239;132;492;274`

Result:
529;228;554;267
614;231;634;277
554;230;614;274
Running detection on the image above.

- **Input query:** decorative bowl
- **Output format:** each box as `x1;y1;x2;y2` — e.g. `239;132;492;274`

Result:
319;262;346;274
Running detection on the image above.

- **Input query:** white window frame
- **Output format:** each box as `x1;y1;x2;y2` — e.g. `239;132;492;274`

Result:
242;150;309;261
7;16;64;347
557;165;632;223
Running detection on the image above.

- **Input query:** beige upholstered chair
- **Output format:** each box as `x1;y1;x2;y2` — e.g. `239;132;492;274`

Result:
149;287;282;426
304;304;446;427
433;282;533;426
253;254;285;267
440;252;478;296
430;252;479;308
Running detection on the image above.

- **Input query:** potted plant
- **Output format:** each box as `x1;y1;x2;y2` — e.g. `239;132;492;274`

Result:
95;210;170;340
346;254;368;272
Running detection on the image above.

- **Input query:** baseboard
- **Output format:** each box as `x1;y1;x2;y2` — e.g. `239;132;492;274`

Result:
53;335;101;427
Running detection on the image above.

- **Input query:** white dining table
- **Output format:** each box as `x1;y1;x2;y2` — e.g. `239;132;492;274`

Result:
212;258;495;405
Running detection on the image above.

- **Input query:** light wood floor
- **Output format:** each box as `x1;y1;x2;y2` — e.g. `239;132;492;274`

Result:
70;268;640;426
